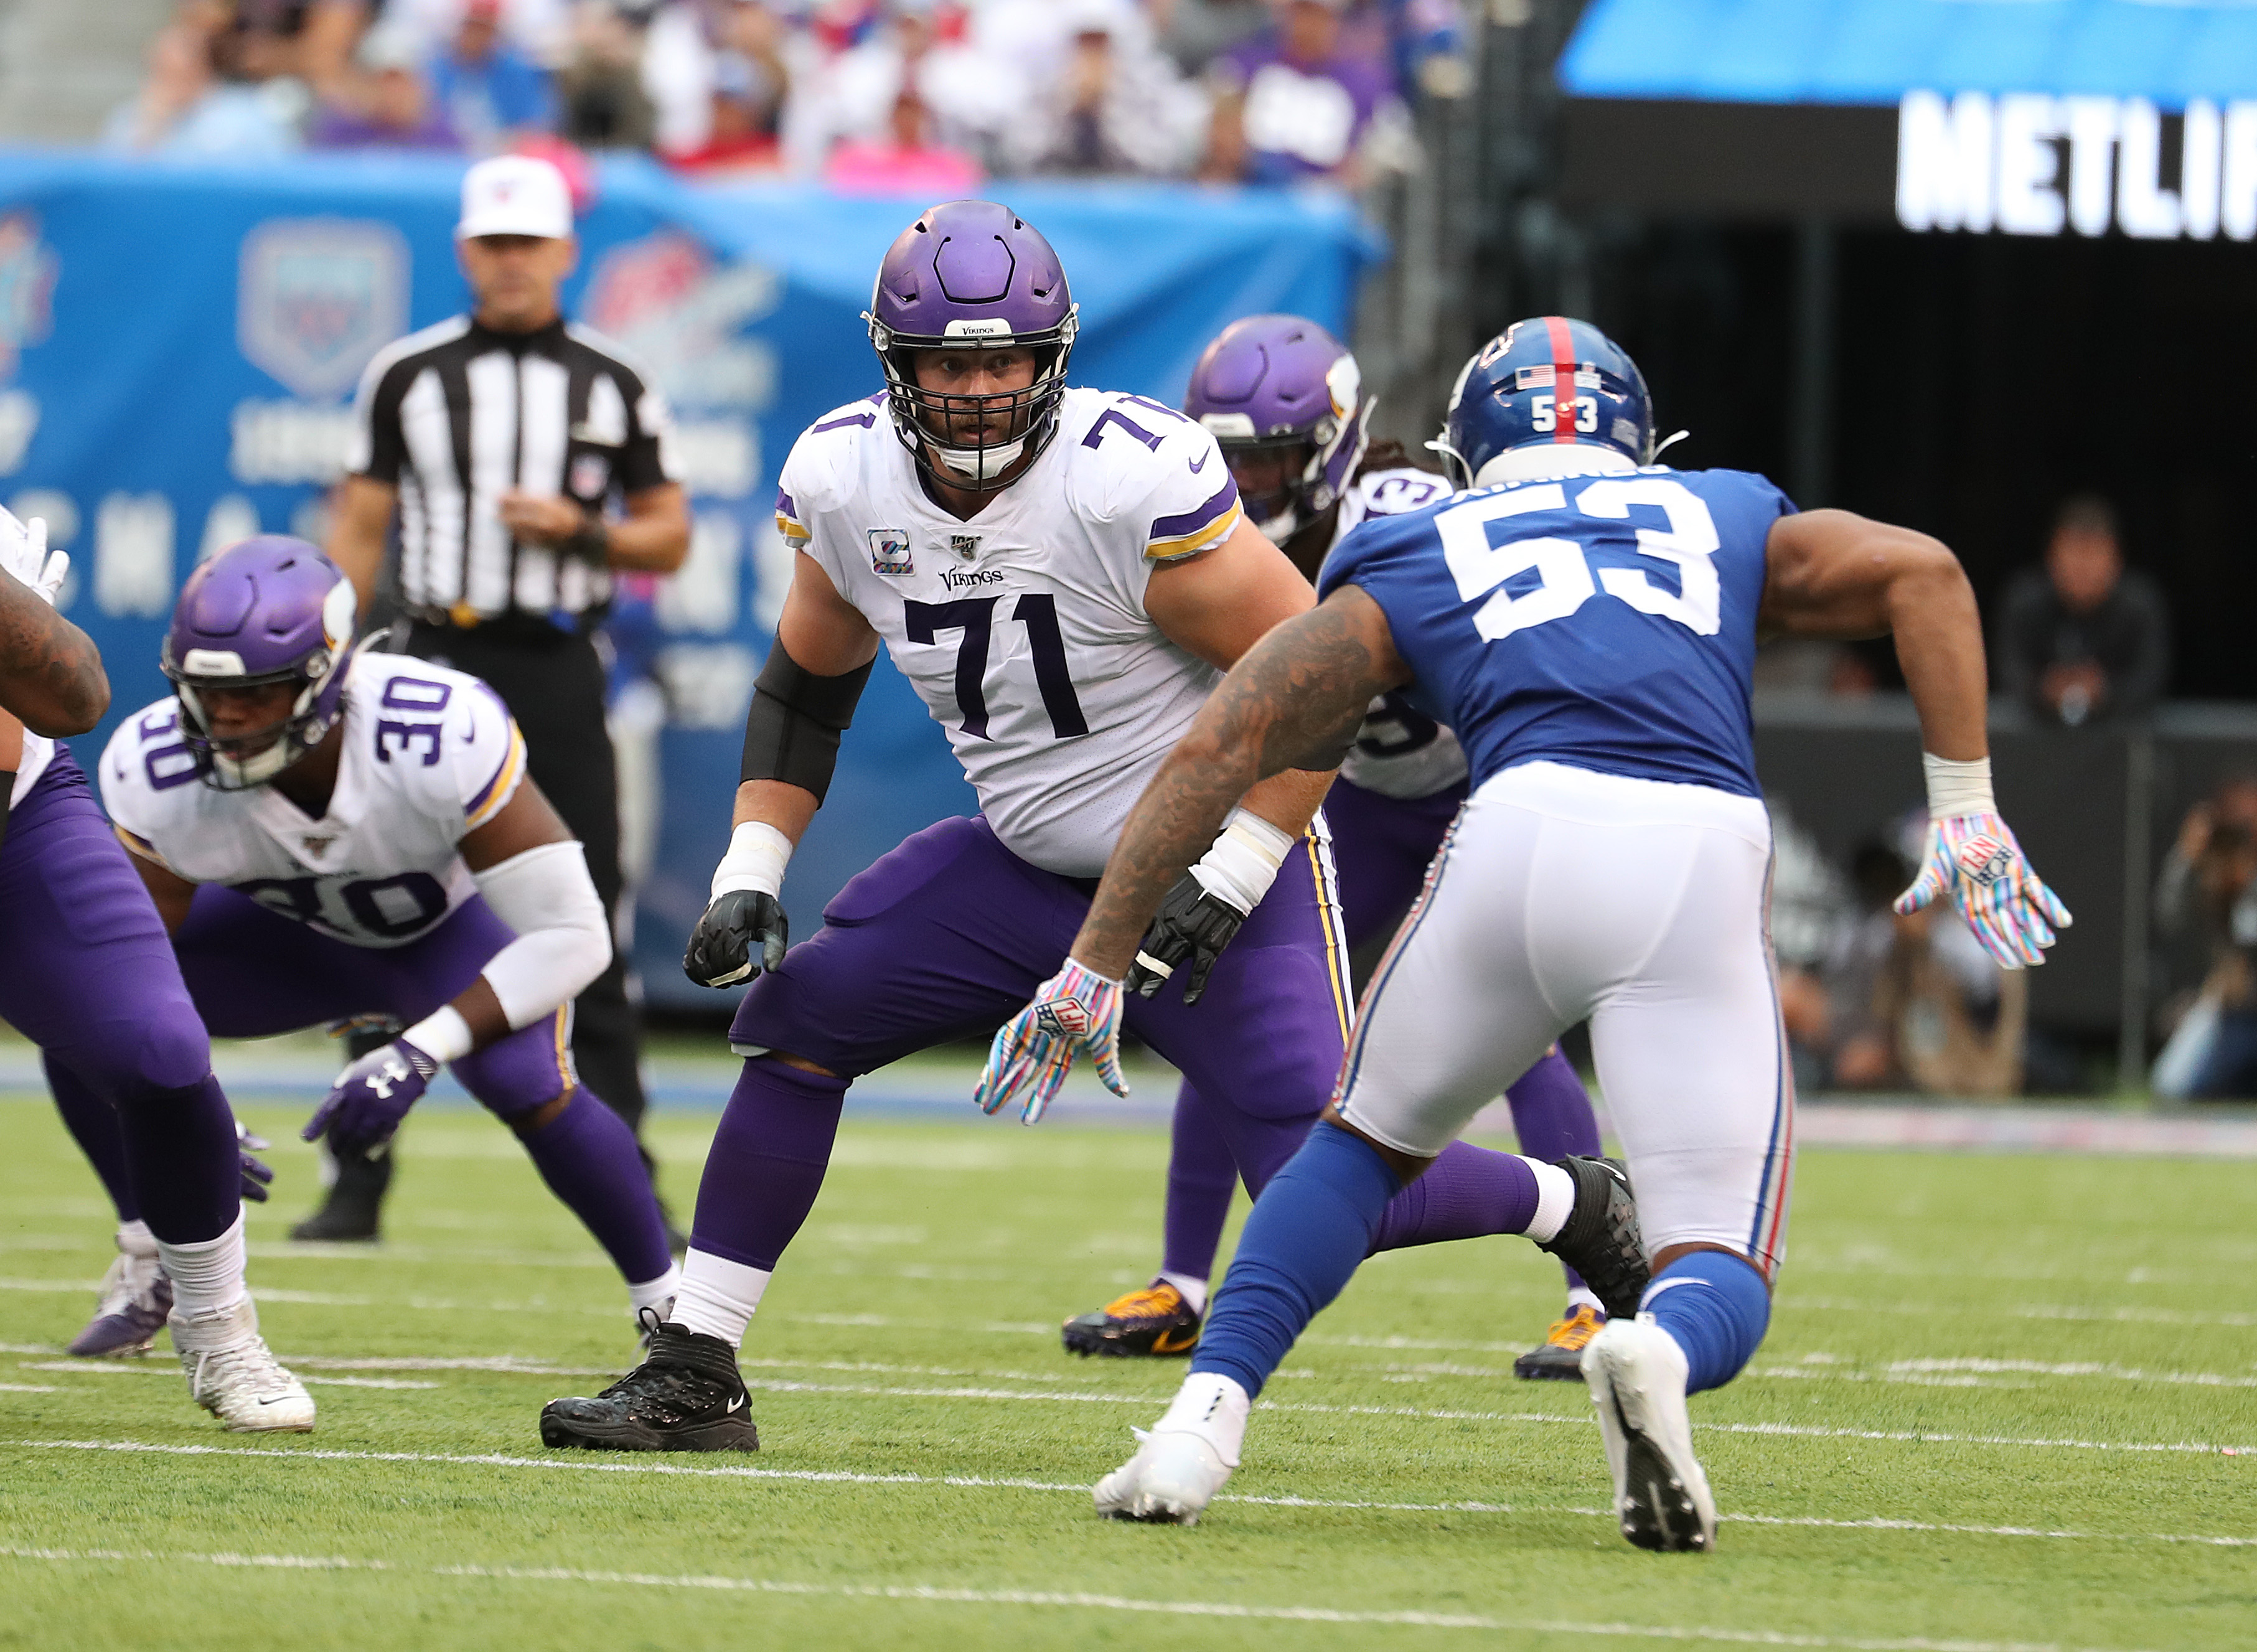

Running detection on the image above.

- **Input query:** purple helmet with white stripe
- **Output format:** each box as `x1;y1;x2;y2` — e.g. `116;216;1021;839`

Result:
1183;314;1369;545
865;200;1080;493
162;536;358;790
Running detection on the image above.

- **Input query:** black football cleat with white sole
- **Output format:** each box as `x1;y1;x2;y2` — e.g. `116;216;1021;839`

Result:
540;1322;758;1453
1513;1302;1606;1381
1535;1156;1649;1321
1063;1280;1202;1358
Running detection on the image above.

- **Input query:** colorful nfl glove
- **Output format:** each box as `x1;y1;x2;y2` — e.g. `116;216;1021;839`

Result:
0;512;66;606
303;1038;441;1156
976;959;1129;1125
1894;812;2072;969
236;1119;274;1203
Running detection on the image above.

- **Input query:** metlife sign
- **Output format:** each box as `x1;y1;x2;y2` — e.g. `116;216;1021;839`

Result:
1898;91;2257;238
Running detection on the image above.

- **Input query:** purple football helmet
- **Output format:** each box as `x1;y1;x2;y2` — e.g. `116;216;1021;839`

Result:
865;200;1079;492
162;536;358;790
1183;314;1369;545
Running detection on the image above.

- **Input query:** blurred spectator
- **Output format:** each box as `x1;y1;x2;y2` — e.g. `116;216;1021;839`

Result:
668;49;787;172
824;82;981;194
1150;0;1269;77
2152;777;2257;1098
370;0;573;68
1997;495;2170;727
428;0;560;153
1001;0;1207;177
556;2;657;149
1201;0;1406;189
307;27;461;148
105;1;311;157
786;0;1021;177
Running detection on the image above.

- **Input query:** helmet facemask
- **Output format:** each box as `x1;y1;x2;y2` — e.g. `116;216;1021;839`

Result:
165;578;357;791
868;309;1080;494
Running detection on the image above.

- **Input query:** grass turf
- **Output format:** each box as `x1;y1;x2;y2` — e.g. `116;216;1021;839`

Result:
1;1094;2253;1652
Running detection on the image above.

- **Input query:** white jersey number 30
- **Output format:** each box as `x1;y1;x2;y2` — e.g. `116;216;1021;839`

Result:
1439;477;1722;643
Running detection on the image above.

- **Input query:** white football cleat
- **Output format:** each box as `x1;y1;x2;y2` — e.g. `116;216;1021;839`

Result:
1094;1371;1247;1525
1583;1315;1715;1552
171;1298;316;1434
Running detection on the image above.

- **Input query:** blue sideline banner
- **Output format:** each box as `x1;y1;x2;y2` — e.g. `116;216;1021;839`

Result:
0;151;1376;1011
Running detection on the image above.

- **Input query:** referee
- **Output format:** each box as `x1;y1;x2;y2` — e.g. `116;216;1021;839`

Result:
307;154;690;1240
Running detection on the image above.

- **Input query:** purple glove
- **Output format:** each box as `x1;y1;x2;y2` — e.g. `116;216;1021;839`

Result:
236;1119;274;1203
302;1038;441;1156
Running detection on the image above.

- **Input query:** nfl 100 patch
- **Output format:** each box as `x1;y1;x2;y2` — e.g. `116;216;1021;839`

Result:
950;533;981;562
867;527;913;575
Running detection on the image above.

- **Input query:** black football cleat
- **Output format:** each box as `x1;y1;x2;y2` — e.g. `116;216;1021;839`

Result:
1535;1157;1649;1322
1062;1280;1202;1358
539;1322;759;1453
289;1145;392;1242
1513;1302;1607;1381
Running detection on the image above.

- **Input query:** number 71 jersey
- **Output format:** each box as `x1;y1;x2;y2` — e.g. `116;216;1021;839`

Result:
1318;464;1794;799
776;386;1244;878
100;656;530;947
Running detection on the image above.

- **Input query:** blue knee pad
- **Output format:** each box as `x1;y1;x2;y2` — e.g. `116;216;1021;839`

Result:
1640;1251;1771;1394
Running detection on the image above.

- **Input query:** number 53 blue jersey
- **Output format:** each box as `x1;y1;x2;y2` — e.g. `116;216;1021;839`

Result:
1316;466;1795;799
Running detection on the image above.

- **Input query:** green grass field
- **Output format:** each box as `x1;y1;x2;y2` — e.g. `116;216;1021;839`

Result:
2;1090;2253;1652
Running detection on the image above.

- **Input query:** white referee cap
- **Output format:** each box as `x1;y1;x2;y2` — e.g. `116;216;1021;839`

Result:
457;155;573;242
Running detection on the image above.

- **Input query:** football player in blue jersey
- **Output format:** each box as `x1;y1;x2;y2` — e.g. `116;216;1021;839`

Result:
980;317;2070;1549
1062;316;1615;1378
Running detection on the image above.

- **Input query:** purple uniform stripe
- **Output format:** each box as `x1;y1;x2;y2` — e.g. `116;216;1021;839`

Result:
775;487;799;521
1150;476;1241;545
463;685;521;821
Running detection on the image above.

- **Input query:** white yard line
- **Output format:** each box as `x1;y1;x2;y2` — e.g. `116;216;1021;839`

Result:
0;1542;2177;1650
16;1363;439;1391
7;1441;2253;1551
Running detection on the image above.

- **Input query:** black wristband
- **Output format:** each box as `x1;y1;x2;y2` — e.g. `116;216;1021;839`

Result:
562;510;609;565
739;641;873;802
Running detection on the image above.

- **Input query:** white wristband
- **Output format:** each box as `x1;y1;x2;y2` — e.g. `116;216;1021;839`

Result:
1190;807;1296;915
1923;753;1996;819
712;820;794;901
401;1005;474;1065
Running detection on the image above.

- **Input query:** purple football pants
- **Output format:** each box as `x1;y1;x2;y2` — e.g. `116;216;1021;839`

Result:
16;753;242;1246
693;814;1550;1277
56;860;671;1288
1161;776;1605;1292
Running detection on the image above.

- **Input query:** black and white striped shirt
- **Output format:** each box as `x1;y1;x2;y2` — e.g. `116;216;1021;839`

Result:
347;315;678;625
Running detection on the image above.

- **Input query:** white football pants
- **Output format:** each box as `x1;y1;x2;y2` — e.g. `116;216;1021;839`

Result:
1334;760;1795;1277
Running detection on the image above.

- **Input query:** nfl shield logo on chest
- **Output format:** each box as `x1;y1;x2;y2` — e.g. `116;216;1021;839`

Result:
867;527;913;575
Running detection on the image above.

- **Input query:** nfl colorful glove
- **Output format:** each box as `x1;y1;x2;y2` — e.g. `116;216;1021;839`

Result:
1895;812;2072;969
976;959;1129;1125
303;1037;441;1156
0;512;66;607
236;1119;274;1203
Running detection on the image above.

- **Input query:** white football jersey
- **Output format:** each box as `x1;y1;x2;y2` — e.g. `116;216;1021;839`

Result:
777;387;1245;877
101;655;529;949
1325;465;1471;800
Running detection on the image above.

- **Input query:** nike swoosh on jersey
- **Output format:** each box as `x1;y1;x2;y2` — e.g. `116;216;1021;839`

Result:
1188;453;1209;474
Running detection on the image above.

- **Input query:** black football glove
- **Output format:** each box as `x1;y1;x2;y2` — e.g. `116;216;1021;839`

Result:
1127;872;1249;1006
683;889;789;988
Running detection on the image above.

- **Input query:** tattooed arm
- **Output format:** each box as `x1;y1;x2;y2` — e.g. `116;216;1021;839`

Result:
0;567;107;736
1070;584;1410;977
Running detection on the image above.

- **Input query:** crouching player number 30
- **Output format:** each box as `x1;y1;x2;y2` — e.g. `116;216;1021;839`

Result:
981;318;2071;1551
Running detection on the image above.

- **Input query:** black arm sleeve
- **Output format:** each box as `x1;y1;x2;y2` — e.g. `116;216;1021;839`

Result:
739;640;875;803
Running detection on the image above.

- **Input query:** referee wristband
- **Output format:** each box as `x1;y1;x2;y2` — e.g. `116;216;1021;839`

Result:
564;511;609;565
1922;753;1996;819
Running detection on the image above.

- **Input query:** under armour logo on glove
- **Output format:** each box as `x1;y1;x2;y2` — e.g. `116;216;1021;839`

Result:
303;1037;442;1156
1896;812;2072;969
976;959;1128;1125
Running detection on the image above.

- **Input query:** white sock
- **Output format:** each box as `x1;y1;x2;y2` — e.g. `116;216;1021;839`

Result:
1153;1371;1250;1466
116;1219;156;1259
1157;1270;1209;1315
628;1262;682;1316
157;1210;248;1317
1525;1160;1577;1244
669;1248;771;1346
1565;1285;1603;1317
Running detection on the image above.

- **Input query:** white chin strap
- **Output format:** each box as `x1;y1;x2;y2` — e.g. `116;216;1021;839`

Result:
1473;444;1639;487
209;739;296;788
930;432;1029;483
1255;505;1302;546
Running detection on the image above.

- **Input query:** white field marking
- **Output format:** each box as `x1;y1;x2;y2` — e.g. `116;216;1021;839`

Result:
17;1363;438;1392
5;1451;2255;1556
0;1383;57;1392
1785;1296;2257;1330
0;1544;2166;1651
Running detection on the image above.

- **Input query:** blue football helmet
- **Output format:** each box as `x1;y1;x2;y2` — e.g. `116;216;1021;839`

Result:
1434;317;1657;489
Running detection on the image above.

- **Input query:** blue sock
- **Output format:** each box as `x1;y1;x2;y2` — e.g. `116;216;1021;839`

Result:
1190;1123;1401;1401
1641;1252;1771;1394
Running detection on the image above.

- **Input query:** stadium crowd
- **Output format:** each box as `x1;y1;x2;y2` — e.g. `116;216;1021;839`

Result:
100;0;1466;190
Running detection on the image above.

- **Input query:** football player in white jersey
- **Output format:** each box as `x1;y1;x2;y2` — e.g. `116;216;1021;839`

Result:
1062;315;1618;1381
538;202;1646;1454
98;538;680;1339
